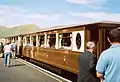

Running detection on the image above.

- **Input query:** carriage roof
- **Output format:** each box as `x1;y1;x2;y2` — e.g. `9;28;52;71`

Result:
0;21;120;38
34;21;120;32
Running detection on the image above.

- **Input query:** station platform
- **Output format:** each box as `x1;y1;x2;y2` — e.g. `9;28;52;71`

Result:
0;58;71;82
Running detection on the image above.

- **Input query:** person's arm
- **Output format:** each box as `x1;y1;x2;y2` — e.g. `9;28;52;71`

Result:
90;54;96;70
3;46;5;51
96;51;109;81
89;54;97;77
96;72;104;81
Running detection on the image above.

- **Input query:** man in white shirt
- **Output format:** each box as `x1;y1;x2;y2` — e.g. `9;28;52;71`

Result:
3;42;12;67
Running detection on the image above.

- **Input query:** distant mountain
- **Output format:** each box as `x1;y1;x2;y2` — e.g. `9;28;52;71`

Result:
11;24;40;35
0;24;40;38
0;26;7;30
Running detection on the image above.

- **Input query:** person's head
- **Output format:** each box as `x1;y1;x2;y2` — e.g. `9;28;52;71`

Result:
27;41;30;44
86;41;95;52
107;28;120;44
6;41;11;45
12;41;15;43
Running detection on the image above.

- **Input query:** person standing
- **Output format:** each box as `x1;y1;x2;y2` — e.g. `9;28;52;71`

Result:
3;41;12;67
0;42;4;58
11;41;17;58
77;41;100;82
96;28;120;82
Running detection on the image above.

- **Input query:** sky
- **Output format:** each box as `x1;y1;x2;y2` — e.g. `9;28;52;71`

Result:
0;0;120;28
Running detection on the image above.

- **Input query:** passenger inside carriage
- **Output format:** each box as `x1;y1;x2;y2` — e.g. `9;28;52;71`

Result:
58;33;72;50
26;41;30;46
60;37;72;50
40;41;44;47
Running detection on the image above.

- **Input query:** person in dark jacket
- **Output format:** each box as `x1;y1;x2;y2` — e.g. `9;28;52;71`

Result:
0;42;4;58
77;41;100;82
0;42;4;52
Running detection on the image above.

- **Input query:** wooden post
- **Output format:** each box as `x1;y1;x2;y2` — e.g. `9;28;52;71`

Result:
44;33;47;48
55;33;59;49
30;36;32;46
36;35;39;47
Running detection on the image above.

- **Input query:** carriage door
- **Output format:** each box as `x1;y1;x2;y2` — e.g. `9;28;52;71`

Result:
103;28;111;50
90;28;112;58
89;28;99;57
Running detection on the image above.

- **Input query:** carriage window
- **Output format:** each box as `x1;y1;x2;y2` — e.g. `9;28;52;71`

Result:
76;33;81;49
26;37;30;42
15;36;18;40
59;33;72;50
8;37;12;42
32;36;36;46
39;35;45;47
21;36;23;40
47;34;56;48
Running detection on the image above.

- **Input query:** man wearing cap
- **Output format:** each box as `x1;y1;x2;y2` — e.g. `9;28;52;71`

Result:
77;41;100;82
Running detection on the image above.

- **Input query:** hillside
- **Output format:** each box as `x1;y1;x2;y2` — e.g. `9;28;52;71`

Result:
0;24;40;38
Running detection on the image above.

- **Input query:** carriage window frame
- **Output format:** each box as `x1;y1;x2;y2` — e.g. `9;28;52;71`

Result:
38;35;45;47
15;36;18;40
26;36;30;42
32;36;36;46
47;34;56;48
59;32;72;50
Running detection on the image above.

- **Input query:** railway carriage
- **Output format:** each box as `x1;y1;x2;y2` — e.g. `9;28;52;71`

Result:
1;21;120;81
22;22;120;74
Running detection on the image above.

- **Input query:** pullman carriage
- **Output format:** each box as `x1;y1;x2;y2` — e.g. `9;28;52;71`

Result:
1;21;120;81
20;22;120;75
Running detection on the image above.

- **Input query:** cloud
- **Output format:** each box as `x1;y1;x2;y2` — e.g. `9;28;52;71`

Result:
66;0;93;4
66;0;106;9
1;5;120;29
0;5;61;28
69;12;120;22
